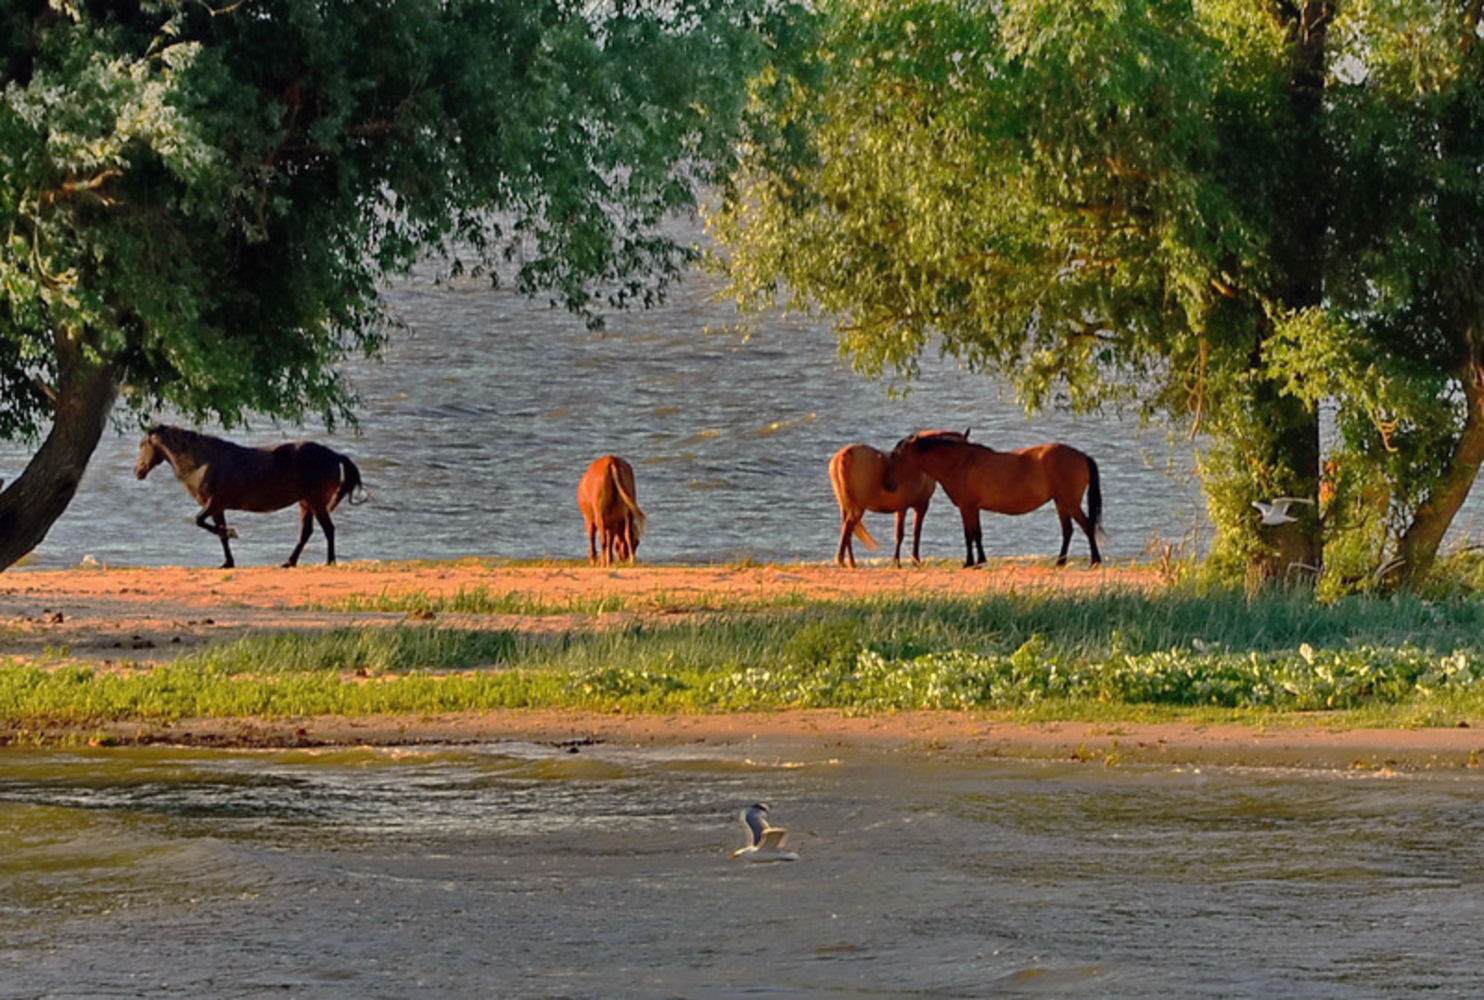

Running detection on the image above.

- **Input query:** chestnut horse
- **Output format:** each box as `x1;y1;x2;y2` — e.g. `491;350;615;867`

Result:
135;425;364;568
891;429;1104;567
828;443;936;567
577;455;646;565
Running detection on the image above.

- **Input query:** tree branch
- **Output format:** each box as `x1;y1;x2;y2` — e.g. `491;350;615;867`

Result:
37;170;122;208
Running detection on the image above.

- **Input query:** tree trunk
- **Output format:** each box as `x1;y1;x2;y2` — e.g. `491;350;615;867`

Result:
1251;383;1323;585
1395;359;1484;586
0;359;119;571
1242;0;1330;587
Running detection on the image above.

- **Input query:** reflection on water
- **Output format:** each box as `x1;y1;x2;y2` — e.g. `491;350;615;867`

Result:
2;743;1482;997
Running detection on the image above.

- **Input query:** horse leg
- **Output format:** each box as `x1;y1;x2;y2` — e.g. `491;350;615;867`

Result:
910;505;926;566
316;508;336;565
1069;506;1102;566
836;513;857;568
285;504;315;567
619;519;635;563
892;510;907;568
958;506;984;567
1056;510;1073;567
197;509;235;569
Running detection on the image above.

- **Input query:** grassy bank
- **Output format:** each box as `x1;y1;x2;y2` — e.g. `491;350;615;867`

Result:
6;584;1484;737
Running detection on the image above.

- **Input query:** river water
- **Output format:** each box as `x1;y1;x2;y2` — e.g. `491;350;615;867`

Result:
1;741;1481;998
3;255;1215;570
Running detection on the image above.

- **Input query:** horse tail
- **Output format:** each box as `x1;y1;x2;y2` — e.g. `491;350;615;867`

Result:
610;462;646;542
1086;454;1108;547
337;454;367;508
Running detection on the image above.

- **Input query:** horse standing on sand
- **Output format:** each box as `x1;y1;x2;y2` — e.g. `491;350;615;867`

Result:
891;429;1105;568
577;455;646;565
135;425;364;568
828;443;936;567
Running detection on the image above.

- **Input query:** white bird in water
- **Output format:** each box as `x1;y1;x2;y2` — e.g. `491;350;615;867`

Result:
1252;497;1314;526
731;803;799;862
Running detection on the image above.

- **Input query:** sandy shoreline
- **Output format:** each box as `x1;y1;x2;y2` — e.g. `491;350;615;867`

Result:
0;558;1157;660
2;560;1482;769
94;708;1483;772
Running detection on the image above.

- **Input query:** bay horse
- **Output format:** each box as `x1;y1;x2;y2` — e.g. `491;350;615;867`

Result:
135;425;364;568
891;429;1105;567
828;443;936;567
577;455;646;565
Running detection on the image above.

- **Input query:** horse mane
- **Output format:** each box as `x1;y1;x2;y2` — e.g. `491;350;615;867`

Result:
149;425;237;456
899;429;975;454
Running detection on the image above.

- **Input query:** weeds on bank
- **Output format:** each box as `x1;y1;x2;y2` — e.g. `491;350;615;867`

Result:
310;585;814;616
5;586;1484;729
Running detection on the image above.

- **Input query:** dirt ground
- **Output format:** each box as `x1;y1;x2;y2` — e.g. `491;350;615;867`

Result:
2;559;1481;769
0;559;1154;661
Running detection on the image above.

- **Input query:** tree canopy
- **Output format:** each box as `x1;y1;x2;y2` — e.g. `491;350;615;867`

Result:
0;0;810;569
710;0;1484;589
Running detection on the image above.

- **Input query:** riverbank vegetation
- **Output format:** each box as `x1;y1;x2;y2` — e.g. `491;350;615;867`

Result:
6;572;1484;738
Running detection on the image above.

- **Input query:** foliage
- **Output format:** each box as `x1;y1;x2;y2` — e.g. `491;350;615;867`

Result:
708;0;1484;588
0;0;809;435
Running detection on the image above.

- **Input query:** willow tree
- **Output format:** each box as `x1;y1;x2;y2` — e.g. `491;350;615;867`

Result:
0;0;808;571
710;0;1484;589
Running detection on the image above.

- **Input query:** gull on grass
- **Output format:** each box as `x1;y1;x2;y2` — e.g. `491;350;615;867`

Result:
1252;497;1314;526
731;803;799;863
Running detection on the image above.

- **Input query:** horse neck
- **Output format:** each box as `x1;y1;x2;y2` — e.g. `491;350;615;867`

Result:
912;439;986;471
155;432;208;479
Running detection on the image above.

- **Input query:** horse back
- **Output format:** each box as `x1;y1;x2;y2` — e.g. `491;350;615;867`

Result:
578;455;644;532
832;444;932;514
202;441;345;513
922;440;1087;515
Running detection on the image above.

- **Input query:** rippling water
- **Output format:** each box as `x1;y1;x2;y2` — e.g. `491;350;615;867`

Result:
3;253;1211;569
1;743;1481;998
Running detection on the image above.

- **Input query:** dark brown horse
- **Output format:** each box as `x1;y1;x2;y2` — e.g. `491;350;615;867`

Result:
135;425;364;568
891;429;1104;567
577;455;646;565
828;443;936;567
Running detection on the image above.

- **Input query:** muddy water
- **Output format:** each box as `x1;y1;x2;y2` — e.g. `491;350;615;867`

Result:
1;742;1480;998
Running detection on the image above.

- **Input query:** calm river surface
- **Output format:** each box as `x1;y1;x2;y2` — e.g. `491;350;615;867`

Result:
4;254;1218;569
1;742;1482;998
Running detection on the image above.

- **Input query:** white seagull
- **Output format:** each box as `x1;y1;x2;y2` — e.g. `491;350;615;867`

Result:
731;803;799;862
1252;497;1314;526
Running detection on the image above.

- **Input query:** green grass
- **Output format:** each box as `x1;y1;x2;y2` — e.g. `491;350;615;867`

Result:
6;586;1484;732
8;584;1484;732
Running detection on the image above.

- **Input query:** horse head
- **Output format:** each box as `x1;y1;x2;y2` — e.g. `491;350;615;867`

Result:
134;427;168;479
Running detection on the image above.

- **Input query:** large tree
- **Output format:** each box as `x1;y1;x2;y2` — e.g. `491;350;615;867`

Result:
710;0;1484;589
0;0;808;570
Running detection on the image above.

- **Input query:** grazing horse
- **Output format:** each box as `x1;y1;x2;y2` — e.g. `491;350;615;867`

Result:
577;455;646;565
135;425;364;568
828;443;936;567
891;429;1104;567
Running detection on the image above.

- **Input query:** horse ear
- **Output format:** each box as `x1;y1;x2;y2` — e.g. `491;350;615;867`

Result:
963;427;971;439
